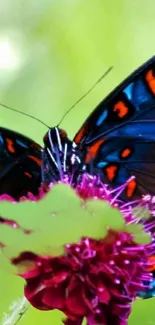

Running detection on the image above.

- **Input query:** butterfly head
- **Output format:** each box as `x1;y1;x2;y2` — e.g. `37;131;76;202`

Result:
43;127;69;150
43;127;82;183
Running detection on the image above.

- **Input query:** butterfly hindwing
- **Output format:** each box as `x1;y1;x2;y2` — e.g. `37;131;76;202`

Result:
0;127;43;200
74;56;155;199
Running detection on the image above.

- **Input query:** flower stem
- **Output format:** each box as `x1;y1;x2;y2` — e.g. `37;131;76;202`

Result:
2;297;29;325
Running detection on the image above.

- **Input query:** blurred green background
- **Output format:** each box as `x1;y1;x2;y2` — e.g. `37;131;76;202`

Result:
0;0;155;324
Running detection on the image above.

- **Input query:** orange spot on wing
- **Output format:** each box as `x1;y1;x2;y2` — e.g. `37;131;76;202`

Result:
28;155;42;167
74;126;87;144
24;171;32;178
145;69;155;95
105;165;118;181
85;139;105;163
113;101;128;118
147;255;155;272
121;148;132;158
5;138;15;153
126;179;137;198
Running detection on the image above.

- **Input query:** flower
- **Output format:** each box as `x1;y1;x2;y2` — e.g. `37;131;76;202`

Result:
2;173;155;324
12;231;154;325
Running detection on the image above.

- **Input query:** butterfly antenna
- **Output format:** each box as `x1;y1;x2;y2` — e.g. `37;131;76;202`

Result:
58;66;113;126
0;102;50;128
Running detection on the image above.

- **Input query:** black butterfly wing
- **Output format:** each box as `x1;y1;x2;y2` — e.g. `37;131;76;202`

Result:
0;127;43;200
74;56;155;200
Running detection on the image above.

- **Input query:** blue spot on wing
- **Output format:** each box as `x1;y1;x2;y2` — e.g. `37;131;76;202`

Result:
123;83;134;100
132;79;153;105
97;161;107;168
16;140;28;148
0;135;4;144
96;110;108;126
123;78;154;109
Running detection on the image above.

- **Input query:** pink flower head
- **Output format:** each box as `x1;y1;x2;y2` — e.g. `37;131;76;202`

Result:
12;229;153;325
9;174;155;325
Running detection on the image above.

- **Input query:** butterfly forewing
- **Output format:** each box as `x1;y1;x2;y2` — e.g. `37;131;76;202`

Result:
74;56;155;200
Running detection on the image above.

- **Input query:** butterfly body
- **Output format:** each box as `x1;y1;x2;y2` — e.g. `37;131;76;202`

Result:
42;127;82;186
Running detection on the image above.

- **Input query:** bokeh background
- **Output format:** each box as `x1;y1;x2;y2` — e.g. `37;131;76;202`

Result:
0;0;155;324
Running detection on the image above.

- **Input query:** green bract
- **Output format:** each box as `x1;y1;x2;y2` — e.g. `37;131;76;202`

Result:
0;183;151;261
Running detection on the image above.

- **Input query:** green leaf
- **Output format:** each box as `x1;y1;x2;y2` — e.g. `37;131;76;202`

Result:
124;223;152;244
0;184;124;258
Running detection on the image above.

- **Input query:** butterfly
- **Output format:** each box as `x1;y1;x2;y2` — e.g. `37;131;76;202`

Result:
0;56;155;202
1;57;155;304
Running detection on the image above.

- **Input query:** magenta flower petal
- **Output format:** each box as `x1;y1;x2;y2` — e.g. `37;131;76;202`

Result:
63;318;83;325
12;252;42;279
12;228;153;325
43;285;66;309
7;174;155;324
66;280;89;316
